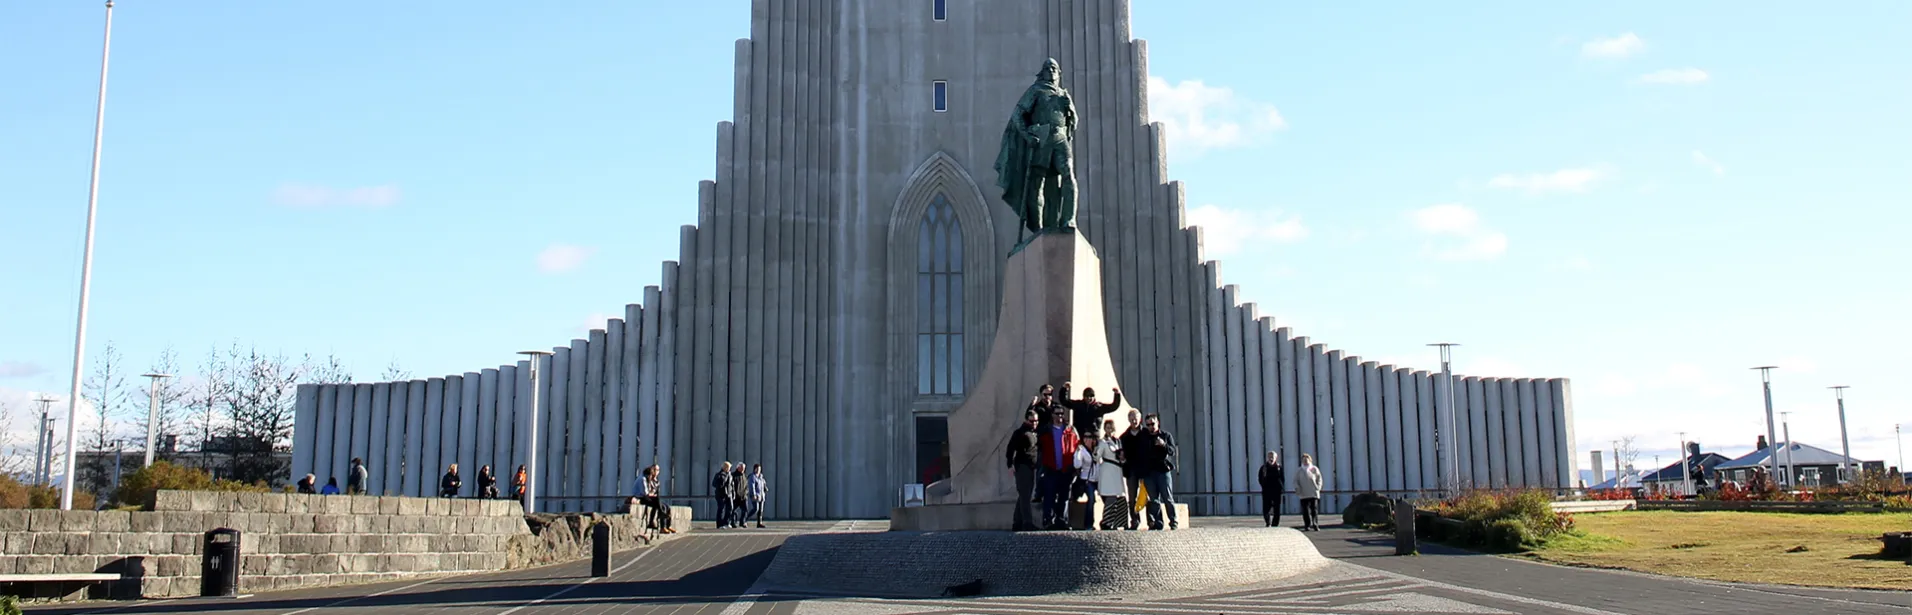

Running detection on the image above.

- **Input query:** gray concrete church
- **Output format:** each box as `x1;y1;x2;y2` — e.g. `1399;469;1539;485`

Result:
291;0;1576;519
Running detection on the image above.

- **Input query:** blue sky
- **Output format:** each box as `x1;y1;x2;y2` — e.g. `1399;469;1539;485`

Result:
3;1;1909;478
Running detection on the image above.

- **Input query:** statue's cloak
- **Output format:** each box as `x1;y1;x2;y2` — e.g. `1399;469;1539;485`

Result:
993;82;1056;220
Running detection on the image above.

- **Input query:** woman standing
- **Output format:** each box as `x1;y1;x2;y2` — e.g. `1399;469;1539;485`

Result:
1296;453;1324;531
512;465;528;501
1094;420;1128;530
477;465;498;499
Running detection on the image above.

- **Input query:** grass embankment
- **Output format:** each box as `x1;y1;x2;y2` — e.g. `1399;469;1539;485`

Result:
1527;511;1912;590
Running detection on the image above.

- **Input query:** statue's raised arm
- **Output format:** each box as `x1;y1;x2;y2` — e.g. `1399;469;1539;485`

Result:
993;58;1079;241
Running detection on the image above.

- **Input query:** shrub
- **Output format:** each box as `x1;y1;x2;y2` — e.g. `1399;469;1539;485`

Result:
1427;489;1571;552
2;594;21;615
116;461;270;510
0;474;96;510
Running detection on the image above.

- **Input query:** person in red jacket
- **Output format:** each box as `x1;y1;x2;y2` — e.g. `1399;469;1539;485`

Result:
1036;404;1081;530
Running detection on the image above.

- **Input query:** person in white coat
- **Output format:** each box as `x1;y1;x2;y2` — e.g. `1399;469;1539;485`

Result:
1094;420;1128;530
1296;453;1325;531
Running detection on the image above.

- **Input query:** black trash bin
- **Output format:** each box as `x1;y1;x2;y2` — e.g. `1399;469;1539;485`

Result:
201;528;242;597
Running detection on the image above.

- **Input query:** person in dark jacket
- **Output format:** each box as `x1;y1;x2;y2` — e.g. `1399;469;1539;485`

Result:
1059;382;1122;437
440;464;463;498
1116;409;1146;529
1135;414;1180;530
346;458;369;495
1258;451;1285;527
729;462;748;528
296;473;318;494
1005;408;1042;531
712;462;736;528
477;465;498;499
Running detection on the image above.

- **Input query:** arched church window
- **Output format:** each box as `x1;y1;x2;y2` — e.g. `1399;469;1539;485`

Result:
918;195;963;396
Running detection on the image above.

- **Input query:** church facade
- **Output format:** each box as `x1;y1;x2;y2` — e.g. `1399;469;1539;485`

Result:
291;0;1576;519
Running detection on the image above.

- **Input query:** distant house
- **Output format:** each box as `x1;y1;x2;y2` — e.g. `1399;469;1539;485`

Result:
1639;452;1734;494
1588;468;1651;491
1714;437;1882;488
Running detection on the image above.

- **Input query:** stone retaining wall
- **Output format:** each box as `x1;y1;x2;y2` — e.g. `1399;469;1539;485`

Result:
0;491;686;600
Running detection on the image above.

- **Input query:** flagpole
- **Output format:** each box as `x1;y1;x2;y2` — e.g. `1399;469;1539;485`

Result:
61;0;117;510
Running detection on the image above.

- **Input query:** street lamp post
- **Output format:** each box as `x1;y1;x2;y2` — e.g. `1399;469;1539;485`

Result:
1429;343;1461;495
1830;386;1853;483
140;373;173;467
34;396;58;487
1751;366;1779;493
59;0;118;511
1780;411;1796;489
518;350;554;514
1676;431;1693;497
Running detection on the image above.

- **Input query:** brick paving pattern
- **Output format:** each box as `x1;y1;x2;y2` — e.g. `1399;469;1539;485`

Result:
25;517;1912;615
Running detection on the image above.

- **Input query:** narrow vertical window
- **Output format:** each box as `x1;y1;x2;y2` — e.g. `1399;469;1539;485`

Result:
934;0;947;21
917;196;964;395
933;81;948;113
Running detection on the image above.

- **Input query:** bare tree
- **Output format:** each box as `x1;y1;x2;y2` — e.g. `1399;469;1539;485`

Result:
1613;435;1641;474
379;361;410;382
311;354;353;385
192;346;233;478
80;341;129;495
0;401;31;479
137;347;190;461
215;345;317;485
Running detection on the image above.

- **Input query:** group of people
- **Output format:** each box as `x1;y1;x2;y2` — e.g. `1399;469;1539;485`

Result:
1256;450;1326;531
710;461;769;529
437;463;528;500
1005;382;1181;532
295;457;371;495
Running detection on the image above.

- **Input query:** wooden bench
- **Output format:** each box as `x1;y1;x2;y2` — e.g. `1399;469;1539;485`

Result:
0;573;126;600
0;574;122;583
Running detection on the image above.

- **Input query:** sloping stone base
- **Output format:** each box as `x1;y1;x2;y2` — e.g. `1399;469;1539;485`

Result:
891;500;1190;531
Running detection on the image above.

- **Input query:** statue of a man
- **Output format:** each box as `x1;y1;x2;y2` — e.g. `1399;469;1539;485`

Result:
994;58;1079;234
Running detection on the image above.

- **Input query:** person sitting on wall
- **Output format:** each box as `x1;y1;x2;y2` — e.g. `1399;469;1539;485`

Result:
1059;382;1122;437
632;464;675;534
320;477;341;495
1037;405;1081;530
1005;408;1042;531
441;464;462;498
296;473;318;494
477;465;498;499
712;462;736;529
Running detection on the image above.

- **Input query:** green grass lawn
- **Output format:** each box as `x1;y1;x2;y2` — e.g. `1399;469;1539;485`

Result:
1525;511;1912;590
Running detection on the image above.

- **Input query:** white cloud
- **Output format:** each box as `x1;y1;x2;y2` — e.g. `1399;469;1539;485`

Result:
1582;33;1646;58
1691;150;1726;177
1486;167;1608;194
1148;76;1287;157
535;244;596;274
1637;68;1709;85
0;361;45;379
1187;204;1308;257
1408;204;1507;261
273;183;400;208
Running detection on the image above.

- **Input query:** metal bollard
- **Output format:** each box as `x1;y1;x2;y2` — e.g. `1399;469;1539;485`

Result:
591;522;611;577
1394;503;1418;555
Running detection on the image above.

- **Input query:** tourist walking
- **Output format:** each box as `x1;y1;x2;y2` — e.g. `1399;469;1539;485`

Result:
296;473;318;494
477;465;499;499
512;464;528;501
711;462;736;528
1094;420;1128;530
1005;408;1042;531
440;464;462;498
1297;453;1324;531
747;463;768;528
1037;405;1080;530
1134;414;1180;530
1072;434;1097;529
1259;451;1285;527
1059;382;1122;437
730;462;748;528
346;458;369;495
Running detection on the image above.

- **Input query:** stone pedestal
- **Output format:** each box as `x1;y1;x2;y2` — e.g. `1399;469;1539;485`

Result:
894;232;1139;530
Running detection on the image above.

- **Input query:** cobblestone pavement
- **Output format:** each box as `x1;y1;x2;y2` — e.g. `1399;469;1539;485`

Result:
28;517;1912;615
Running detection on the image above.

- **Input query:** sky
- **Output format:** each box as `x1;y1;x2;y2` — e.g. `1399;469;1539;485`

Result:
3;1;1910;480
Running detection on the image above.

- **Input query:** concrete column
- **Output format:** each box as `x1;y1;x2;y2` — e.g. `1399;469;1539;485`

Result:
1310;344;1332;503
1347;356;1370;499
1551;379;1577;490
1236;302;1263;516
421;378;444;496
1181;224;1211;512
624;305;644;503
498;363;521;492
602;320;625;511
1362;362;1385;494
1415;372;1438;491
292;385;317;484
1217;287;1244;514
405;380;427;496
1274;327;1298;511
458;373;480;493
1291;336;1315;485
1257;320;1281;505
309;385;337;489
1483;377;1507;488
1396;369;1422;494
567;339;590;511
1450;375;1471;489
1203;266;1228;511
1519;379;1543;488
1328;350;1352;511
546;347;573;511
380;381;405;494
1500;378;1525;487
584;329;607;509
660;255;686;504
367;382;391;495
638;290;663;475
1466;377;1489;488
475;368;499;488
441;375;465;494
1382;366;1404;492
1534;378;1559;489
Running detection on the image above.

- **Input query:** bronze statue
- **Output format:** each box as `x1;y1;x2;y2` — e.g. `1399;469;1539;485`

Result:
995;58;1079;237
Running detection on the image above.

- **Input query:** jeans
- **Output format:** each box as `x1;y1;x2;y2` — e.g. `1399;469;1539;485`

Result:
1300;497;1321;529
731;499;747;527
1038;468;1075;528
746;497;764;525
1263;492;1283;527
1140;471;1179;529
1125;475;1142;529
714;497;732;527
1012;463;1038;530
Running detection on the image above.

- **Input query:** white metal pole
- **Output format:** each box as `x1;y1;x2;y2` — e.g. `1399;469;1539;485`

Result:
1780;413;1795;489
519;350;552;514
140;373;171;467
59;0;117;511
1677;432;1693;496
1831;386;1853;483
1429;343;1460;495
1751;367;1779;493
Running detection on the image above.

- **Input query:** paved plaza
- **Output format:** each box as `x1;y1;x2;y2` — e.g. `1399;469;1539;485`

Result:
27;518;1912;615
